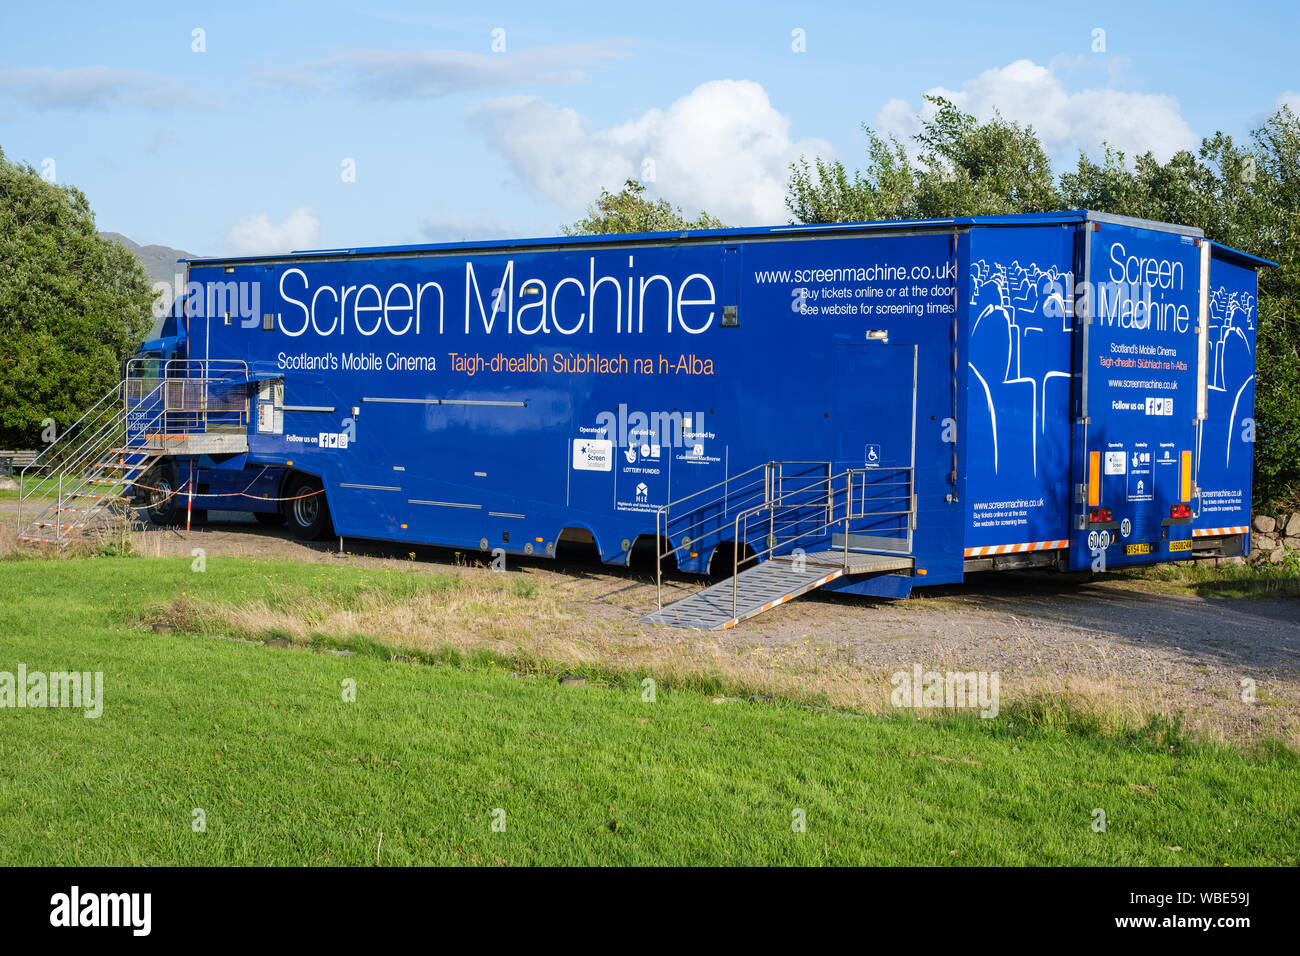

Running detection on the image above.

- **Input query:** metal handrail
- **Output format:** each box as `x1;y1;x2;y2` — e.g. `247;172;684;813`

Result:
730;466;914;620
18;359;251;543
655;461;769;521
18;381;121;474
124;358;251;438
21;403;169;538
47;426;163;540
129;357;251;381
653;462;769;610
652;460;836;609
18;380;158;530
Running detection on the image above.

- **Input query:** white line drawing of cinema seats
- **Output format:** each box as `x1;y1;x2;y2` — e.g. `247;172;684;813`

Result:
968;259;1074;477
1205;285;1256;467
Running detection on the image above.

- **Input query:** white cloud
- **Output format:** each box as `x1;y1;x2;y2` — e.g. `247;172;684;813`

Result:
258;43;626;100
468;80;832;225
1277;91;1300;113
225;207;321;256
0;66;208;111
876;59;1197;163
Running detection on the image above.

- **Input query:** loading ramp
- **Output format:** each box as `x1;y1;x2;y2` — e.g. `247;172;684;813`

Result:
643;462;915;630
643;549;912;630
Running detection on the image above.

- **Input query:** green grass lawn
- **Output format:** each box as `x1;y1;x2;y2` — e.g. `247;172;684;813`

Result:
0;556;1295;865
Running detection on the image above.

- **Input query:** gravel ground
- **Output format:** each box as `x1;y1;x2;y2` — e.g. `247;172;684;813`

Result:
6;504;1298;745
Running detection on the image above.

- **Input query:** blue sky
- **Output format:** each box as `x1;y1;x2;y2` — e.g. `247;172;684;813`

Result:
1;0;1295;257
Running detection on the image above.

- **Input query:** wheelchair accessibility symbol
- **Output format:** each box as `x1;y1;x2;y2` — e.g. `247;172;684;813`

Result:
865;444;881;468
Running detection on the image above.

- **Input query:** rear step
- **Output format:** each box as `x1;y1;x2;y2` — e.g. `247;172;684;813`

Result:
643;550;912;630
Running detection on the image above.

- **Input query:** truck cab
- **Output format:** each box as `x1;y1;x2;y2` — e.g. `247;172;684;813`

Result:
128;303;186;379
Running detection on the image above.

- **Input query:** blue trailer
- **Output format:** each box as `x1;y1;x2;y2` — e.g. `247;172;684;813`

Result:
17;211;1270;628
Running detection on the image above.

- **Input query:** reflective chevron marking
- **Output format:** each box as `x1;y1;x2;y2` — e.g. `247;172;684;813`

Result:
964;539;1069;557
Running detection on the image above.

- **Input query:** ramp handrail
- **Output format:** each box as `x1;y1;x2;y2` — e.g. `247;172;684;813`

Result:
729;466;914;620
651;461;768;609
652;460;835;610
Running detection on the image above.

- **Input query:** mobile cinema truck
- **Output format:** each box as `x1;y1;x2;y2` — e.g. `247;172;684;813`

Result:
18;211;1269;629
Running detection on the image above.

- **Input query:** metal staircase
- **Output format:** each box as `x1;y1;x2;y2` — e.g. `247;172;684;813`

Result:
16;360;250;546
16;383;165;545
644;462;915;630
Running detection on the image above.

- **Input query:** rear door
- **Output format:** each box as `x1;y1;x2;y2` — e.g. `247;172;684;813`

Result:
1070;219;1202;569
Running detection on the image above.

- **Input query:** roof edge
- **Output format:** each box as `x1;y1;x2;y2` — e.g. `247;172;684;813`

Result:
180;210;1272;268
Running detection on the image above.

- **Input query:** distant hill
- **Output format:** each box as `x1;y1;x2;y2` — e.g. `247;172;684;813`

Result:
100;232;199;339
100;232;196;286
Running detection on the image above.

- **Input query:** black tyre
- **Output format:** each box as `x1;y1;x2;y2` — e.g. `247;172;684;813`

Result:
253;511;285;527
708;542;756;581
141;462;182;526
283;474;331;540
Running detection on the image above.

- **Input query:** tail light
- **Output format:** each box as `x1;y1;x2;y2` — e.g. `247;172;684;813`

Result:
1170;503;1191;518
1088;508;1113;523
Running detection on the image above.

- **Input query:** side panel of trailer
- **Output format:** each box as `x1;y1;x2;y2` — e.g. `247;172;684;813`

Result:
1193;248;1258;549
961;223;1077;563
733;231;966;588
188;229;966;580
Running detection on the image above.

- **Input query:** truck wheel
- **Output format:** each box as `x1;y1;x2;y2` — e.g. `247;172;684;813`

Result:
284;474;331;540
254;511;285;527
141;463;181;526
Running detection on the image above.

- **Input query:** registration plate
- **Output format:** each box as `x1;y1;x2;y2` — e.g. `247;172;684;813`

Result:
1125;542;1152;556
1168;539;1193;552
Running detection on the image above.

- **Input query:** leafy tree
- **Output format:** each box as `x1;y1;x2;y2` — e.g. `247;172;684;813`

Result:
787;130;919;223
787;96;1062;223
911;96;1063;216
1245;111;1300;506
0;145;154;449
564;179;724;235
787;100;1300;507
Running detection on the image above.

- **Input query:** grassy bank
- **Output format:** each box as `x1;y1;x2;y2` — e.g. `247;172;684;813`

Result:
1128;554;1300;599
0;555;1295;865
